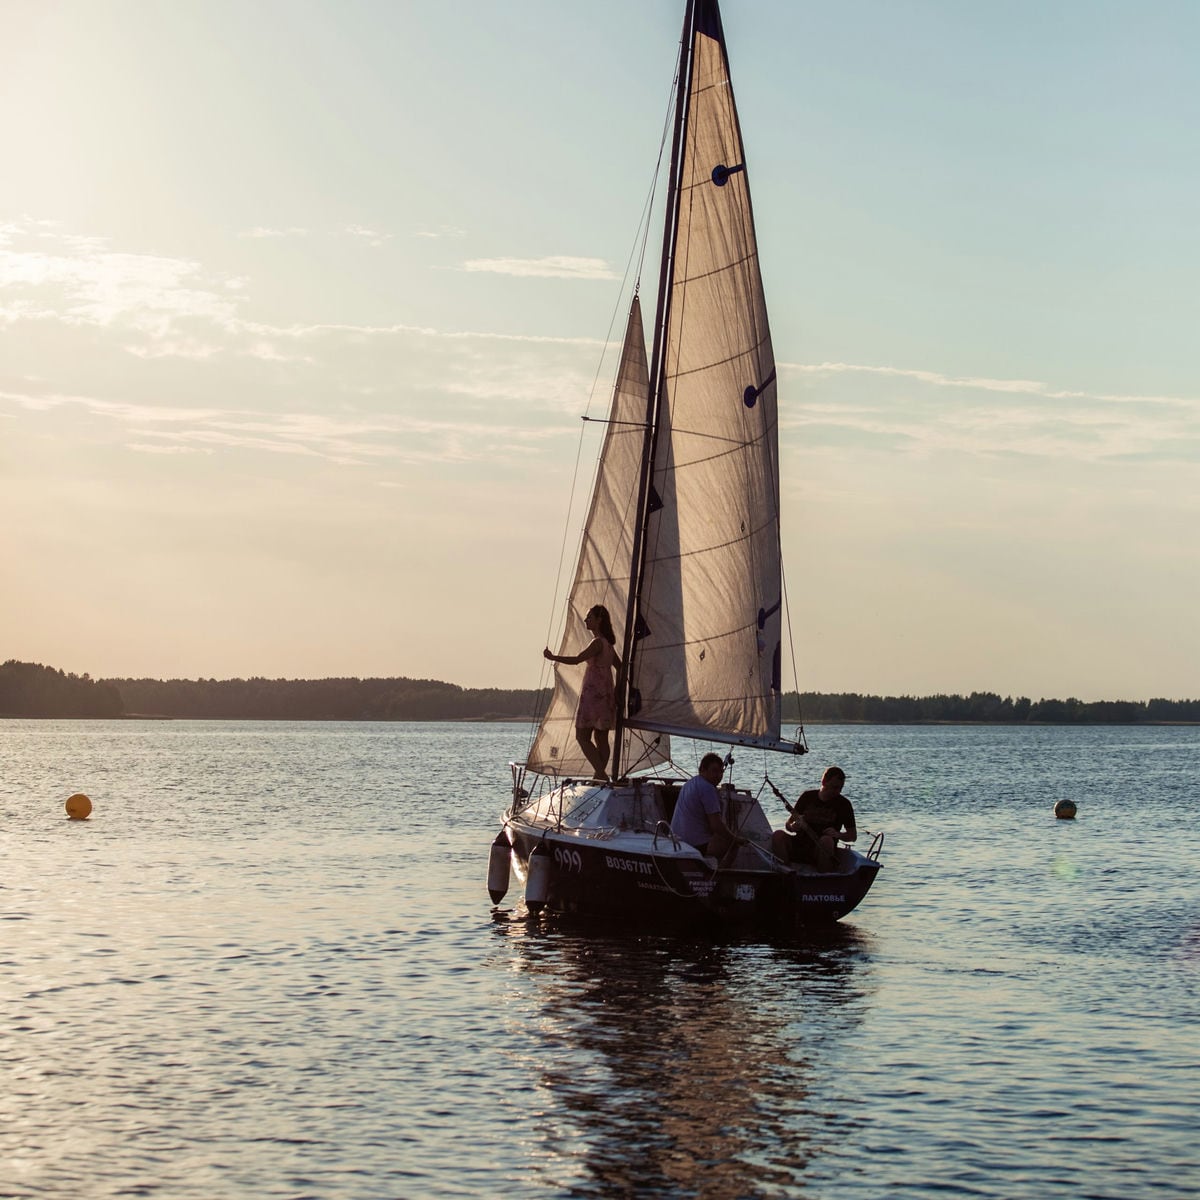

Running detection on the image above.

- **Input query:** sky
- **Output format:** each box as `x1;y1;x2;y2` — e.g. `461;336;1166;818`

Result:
2;0;1198;701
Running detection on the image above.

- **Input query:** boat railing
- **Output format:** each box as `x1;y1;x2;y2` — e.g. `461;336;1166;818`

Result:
509;765;699;834
651;820;681;853
509;762;564;817
862;830;885;861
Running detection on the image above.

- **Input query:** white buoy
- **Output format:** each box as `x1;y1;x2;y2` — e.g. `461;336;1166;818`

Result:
525;843;552;914
487;830;512;903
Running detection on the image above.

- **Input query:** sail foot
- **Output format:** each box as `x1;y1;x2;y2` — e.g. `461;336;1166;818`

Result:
626;718;805;756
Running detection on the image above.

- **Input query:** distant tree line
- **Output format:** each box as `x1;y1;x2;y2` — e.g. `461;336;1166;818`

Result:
786;690;1200;724
2;661;1198;723
0;660;123;717
110;674;548;721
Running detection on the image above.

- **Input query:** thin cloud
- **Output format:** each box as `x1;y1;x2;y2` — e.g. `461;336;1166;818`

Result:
1;233;238;337
343;225;391;247
236;318;603;348
240;341;315;364
3;381;564;468
780;361;1197;464
128;411;558;468
1;389;227;423
125;339;223;361
0;300;61;324
125;442;214;455
4;220;1193;469
239;226;311;239
783;360;1200;413
461;255;617;280
0;221;598;356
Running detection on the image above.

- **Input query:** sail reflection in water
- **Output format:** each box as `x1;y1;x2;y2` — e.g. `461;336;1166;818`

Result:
491;917;875;1196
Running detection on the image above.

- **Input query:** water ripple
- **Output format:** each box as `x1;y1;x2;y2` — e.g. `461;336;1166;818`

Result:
1;720;1197;1197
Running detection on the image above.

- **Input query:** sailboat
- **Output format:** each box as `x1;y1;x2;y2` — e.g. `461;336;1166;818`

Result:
489;0;883;929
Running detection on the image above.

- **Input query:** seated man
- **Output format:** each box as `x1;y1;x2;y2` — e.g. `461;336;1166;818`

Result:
770;766;857;871
670;752;741;862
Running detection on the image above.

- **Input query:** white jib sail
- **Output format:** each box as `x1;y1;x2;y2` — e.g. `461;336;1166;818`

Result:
527;297;671;777
627;11;787;751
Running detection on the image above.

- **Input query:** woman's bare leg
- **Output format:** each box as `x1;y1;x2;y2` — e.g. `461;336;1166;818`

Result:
575;727;608;780
593;730;611;780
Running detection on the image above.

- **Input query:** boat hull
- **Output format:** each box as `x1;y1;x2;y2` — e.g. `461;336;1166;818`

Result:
503;822;879;931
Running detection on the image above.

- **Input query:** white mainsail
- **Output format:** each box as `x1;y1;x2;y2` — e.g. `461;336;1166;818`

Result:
527;297;671;777
626;1;792;753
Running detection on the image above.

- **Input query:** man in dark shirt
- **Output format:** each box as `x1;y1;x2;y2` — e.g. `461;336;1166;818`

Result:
771;766;857;870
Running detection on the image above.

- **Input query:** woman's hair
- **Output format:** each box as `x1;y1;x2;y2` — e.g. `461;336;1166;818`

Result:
587;605;616;646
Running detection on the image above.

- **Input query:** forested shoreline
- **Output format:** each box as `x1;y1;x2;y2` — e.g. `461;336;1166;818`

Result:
3;659;1198;724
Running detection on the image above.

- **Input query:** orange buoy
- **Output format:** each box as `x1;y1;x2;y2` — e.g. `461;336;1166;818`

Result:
66;793;92;820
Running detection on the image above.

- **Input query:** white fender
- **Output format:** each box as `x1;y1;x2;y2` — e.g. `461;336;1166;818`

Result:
487;830;512;903
525;843;552;914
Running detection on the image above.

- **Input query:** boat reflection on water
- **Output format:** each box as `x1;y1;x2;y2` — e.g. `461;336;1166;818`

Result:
490;914;876;1197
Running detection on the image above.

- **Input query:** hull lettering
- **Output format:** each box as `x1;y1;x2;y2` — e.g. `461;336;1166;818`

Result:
605;854;655;876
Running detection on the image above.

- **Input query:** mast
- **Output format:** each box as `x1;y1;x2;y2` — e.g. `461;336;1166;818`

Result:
613;0;699;781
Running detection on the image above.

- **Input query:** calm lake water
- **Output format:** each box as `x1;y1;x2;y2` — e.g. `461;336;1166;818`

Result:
2;719;1196;1199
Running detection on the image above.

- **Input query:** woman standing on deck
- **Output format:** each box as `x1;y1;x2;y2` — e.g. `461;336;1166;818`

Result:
544;604;620;782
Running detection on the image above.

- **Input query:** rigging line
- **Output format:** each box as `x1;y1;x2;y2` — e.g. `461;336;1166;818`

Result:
530;64;682;763
634;55;686;296
615;1;696;779
779;554;808;748
528;399;589;759
581;416;652;429
621;735;660;776
541;42;681;631
581;45;682;428
636;15;702;586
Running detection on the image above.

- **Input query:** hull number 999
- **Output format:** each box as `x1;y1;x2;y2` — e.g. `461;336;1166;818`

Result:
554;846;583;873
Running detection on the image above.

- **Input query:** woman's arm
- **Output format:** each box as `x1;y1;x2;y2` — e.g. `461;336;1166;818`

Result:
544;637;602;666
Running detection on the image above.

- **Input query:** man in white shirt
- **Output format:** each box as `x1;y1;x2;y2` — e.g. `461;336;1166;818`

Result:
670;752;740;861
